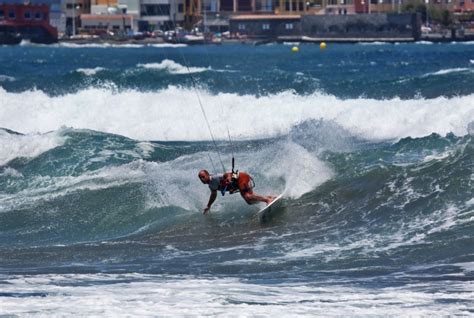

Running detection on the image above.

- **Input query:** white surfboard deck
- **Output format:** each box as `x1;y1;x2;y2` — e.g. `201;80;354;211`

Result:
257;193;284;221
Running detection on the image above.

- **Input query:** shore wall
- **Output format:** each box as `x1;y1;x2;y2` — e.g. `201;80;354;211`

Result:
301;13;421;40
229;17;301;39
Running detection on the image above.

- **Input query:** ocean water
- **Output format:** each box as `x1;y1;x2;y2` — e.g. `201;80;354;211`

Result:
0;42;473;316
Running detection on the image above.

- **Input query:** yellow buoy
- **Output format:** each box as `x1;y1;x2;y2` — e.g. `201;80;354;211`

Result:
320;42;327;50
291;46;299;53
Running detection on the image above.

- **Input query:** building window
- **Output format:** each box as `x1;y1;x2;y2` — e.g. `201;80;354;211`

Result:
178;3;184;12
285;23;293;30
262;23;270;30
141;4;170;16
328;0;338;4
24;11;32;20
0;9;4;20
238;23;245;30
34;12;43;20
66;3;81;9
8;10;15;19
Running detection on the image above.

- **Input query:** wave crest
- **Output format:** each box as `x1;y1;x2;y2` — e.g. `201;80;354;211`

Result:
0;86;473;141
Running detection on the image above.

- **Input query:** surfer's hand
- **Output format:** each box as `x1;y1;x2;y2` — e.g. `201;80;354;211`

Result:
203;206;210;214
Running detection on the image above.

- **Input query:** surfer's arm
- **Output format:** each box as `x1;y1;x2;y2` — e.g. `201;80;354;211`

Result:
204;190;217;214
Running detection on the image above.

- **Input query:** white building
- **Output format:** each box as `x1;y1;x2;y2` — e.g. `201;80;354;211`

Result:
134;0;185;28
80;0;185;32
120;0;185;30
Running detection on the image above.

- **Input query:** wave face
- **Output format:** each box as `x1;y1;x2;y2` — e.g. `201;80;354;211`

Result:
0;43;473;314
0;126;472;275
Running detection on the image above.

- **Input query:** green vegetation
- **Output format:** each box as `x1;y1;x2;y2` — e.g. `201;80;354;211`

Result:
402;0;453;26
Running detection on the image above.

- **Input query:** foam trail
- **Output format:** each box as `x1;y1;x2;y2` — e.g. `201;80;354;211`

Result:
0;87;473;141
0;75;15;82
422;68;472;77
252;142;332;198
141;140;331;212
76;67;105;76
138;59;208;74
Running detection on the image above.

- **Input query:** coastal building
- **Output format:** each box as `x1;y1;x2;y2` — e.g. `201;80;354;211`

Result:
301;13;421;40
79;0;184;32
229;10;422;41
80;11;133;32
457;0;474;11
194;0;420;32
0;0;59;43
64;0;89;35
229;14;301;38
134;0;184;29
71;0;471;38
0;0;63;30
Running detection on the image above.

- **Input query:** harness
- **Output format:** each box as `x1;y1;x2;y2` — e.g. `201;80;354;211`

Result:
220;171;255;196
218;158;255;196
220;172;239;196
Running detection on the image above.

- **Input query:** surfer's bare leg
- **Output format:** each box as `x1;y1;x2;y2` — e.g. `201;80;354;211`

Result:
241;192;275;205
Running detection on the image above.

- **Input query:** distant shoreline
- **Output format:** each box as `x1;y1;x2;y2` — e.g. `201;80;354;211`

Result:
56;36;474;46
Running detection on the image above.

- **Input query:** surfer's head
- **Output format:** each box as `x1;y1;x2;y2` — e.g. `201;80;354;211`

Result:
198;170;210;184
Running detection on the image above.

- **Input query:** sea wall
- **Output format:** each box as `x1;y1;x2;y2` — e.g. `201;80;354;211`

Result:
229;13;421;41
229;17;301;39
301;13;421;40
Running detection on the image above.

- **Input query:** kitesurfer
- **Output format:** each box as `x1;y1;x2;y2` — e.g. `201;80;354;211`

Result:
198;169;275;214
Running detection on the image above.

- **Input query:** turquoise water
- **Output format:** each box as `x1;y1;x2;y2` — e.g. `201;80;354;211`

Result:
0;42;473;315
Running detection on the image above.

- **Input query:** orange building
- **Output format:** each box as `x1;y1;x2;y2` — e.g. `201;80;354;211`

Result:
92;0;118;5
453;0;474;12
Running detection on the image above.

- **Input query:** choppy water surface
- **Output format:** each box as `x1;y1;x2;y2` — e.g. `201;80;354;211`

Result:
0;42;473;316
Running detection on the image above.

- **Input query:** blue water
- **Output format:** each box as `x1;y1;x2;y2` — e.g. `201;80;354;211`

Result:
0;42;473;315
2;43;474;98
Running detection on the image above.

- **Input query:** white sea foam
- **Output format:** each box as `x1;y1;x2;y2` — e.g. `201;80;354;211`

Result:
0;167;23;178
59;42;144;48
137;59;209;74
76;67;106;76
423;67;472;77
423;150;453;162
19;39;32;46
140;139;331;214
358;41;388;45
0;74;15;82
150;43;188;48
0;87;473;142
0;130;66;166
0;273;472;316
455;261;474;272
261;142;332;198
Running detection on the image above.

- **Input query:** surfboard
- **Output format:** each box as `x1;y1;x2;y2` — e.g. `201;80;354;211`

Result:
257;193;284;221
